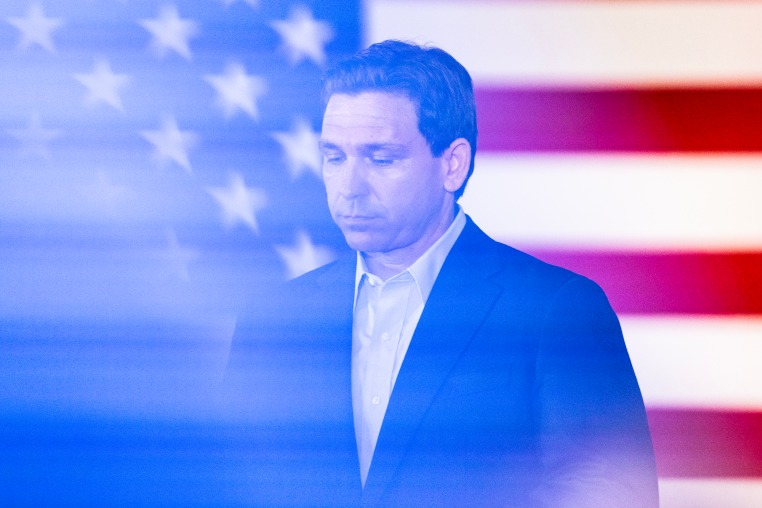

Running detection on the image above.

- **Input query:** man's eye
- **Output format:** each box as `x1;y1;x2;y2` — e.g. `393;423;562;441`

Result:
371;157;395;166
323;153;345;164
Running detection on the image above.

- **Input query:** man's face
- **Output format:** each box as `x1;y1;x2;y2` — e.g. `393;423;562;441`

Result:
320;92;455;259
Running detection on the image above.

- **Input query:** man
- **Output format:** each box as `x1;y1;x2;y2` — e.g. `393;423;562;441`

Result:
225;40;658;507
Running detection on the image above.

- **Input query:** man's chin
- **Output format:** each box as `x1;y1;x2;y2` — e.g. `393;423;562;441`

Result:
340;230;384;253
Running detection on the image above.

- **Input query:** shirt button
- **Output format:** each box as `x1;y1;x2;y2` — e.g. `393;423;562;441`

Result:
381;332;392;342
371;395;381;405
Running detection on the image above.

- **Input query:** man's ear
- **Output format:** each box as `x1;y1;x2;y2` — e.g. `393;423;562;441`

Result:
442;137;471;194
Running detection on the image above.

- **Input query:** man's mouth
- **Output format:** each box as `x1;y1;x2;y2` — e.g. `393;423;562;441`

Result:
338;214;377;226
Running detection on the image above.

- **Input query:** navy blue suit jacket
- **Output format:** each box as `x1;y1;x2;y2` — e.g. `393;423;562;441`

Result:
225;217;659;507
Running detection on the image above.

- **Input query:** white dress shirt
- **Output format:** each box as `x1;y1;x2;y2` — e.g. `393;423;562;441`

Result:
351;207;466;486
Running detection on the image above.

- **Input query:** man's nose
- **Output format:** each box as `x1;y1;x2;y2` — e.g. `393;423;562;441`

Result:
338;158;368;198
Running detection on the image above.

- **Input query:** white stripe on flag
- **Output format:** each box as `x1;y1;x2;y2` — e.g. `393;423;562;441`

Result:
622;316;762;410
658;478;762;508
366;0;762;86
460;154;762;251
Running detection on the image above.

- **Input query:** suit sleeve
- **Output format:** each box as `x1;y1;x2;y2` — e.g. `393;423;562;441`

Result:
531;276;659;508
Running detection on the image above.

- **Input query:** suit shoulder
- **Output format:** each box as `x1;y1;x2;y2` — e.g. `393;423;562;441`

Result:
457;217;606;300
490;243;621;339
285;254;354;292
493;240;590;288
485;240;610;312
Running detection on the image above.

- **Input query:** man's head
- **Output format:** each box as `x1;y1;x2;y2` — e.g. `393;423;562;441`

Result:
319;41;476;268
321;40;477;199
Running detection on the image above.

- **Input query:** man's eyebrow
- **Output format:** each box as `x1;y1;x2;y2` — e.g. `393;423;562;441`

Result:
318;140;341;151
361;143;406;152
318;141;408;153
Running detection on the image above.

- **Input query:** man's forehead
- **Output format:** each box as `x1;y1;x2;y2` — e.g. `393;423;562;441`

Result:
323;91;417;120
319;92;427;151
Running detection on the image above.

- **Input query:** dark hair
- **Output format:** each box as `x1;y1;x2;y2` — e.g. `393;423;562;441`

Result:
321;40;477;199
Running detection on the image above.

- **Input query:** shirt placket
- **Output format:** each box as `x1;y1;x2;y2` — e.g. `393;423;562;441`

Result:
361;277;408;476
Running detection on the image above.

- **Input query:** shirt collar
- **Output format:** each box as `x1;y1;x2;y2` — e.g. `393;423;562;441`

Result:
353;206;466;307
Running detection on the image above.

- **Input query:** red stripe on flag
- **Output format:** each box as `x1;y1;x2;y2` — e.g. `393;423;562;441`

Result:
648;408;762;478
527;251;762;315
476;87;762;152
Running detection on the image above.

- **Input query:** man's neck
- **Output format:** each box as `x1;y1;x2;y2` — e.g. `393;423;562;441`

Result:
361;207;459;281
362;254;413;282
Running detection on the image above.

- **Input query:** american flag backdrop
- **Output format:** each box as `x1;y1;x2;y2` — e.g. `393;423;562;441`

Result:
0;0;760;506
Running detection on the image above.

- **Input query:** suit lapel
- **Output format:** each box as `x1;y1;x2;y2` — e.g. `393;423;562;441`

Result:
313;256;364;501
315;253;356;331
361;219;504;505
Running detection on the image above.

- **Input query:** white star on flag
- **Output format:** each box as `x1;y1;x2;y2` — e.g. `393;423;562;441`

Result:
204;63;267;120
6;2;64;53
270;6;333;66
140;116;196;173
73;59;130;112
139;5;198;61
275;230;335;280
8;113;62;160
272;117;322;179
207;173;268;234
162;229;200;282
